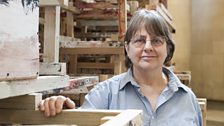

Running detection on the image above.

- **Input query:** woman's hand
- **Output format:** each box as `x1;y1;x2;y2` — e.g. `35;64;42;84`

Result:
39;95;75;117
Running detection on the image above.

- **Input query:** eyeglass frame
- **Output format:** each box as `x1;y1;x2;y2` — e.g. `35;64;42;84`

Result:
127;36;166;48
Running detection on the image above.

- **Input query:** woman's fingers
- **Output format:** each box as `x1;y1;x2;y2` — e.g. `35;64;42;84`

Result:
48;96;58;116
43;97;50;117
39;96;75;117
55;95;67;113
65;97;76;109
39;99;45;112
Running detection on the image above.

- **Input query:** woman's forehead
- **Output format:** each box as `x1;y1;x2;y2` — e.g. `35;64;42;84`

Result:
133;28;153;37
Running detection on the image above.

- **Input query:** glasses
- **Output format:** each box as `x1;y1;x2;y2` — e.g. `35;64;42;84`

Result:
130;36;165;48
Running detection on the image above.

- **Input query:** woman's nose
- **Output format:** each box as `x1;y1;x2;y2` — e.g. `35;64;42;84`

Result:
143;40;153;51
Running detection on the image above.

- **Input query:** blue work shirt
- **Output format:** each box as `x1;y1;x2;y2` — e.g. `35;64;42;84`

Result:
80;67;202;126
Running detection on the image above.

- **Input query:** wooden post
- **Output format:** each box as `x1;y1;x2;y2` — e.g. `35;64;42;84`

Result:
66;1;74;37
68;55;77;75
43;6;61;63
118;0;127;42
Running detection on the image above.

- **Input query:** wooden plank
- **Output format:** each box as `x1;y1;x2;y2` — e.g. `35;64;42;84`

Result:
147;4;176;33
39;62;67;75
74;1;117;10
39;0;80;14
60;47;124;55
102;110;143;126
198;98;207;126
68;55;77;75
39;0;61;6
75;12;118;20
59;76;98;94
43;6;60;62
76;20;119;26
77;62;114;69
0;93;42;110
0;75;69;99
159;3;173;20
65;7;76;31
114;54;124;75
74;32;111;39
118;0;127;41
60;17;67;35
0;109;142;126
0;0;39;81
39;76;99;95
66;2;74;37
0;109;119;125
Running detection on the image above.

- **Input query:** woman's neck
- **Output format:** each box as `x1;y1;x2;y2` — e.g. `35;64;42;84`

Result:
132;67;167;87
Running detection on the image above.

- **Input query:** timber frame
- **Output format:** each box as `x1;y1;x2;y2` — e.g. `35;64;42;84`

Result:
0;93;143;126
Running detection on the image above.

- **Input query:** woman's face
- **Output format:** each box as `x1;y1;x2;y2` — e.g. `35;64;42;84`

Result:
125;27;167;71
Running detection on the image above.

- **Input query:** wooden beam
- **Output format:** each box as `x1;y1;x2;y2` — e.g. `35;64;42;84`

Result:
39;0;61;6
102;110;143;126
60;47;124;55
0;93;42;110
0;109;119;125
146;4;176;33
36;76;99;95
0;109;142;126
159;3;172;20
74;33;111;39
43;6;60;62
113;54;124;75
77;62;114;69
118;0;127;41
39;0;80;14
39;62;67;75
76;20;119;27
66;12;74;37
198;98;207;126
0;75;69;99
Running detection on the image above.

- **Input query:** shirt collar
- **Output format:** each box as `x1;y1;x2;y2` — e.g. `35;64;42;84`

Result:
163;67;188;93
119;67;188;93
119;68;139;90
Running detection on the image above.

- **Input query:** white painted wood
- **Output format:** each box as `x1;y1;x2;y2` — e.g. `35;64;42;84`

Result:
43;6;60;63
0;0;39;80
101;110;143;126
39;0;80;14
39;0;61;6
0;75;69;99
39;62;67;75
0;109;121;125
0;109;143;126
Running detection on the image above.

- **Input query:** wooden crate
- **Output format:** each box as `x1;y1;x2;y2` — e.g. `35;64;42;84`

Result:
60;47;125;76
0;0;39;80
0;93;143;126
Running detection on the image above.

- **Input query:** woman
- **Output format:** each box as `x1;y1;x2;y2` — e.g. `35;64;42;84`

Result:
39;9;202;126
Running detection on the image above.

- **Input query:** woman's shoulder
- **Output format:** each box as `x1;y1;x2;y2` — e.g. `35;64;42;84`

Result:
94;72;128;89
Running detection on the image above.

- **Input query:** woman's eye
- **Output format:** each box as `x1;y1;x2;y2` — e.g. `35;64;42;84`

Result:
151;38;163;45
134;39;145;43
